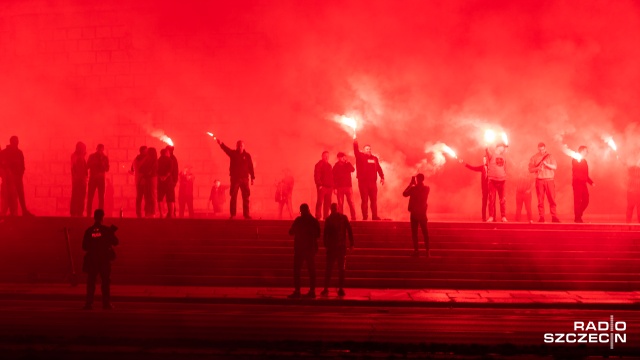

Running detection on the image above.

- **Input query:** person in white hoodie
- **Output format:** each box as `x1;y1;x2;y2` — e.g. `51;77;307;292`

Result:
485;143;508;222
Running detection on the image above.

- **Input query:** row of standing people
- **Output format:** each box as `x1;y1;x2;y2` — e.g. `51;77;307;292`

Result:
71;143;180;218
461;142;598;223
313;139;385;221
0;136;33;216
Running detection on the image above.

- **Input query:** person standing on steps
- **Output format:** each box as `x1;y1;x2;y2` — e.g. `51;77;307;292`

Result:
288;203;321;299
321;203;354;297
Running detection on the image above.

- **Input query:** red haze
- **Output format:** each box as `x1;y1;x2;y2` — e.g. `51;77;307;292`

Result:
0;0;638;219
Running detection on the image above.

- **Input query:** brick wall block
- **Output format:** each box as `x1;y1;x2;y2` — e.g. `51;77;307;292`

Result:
36;186;50;197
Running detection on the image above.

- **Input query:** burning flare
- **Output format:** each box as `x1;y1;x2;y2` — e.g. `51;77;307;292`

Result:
151;130;174;146
562;145;582;162
206;131;217;140
484;129;496;144
501;132;509;146
603;136;617;151
441;144;458;159
334;115;358;139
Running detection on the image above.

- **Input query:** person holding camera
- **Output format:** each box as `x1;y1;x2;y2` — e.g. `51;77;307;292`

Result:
402;174;430;257
82;209;119;310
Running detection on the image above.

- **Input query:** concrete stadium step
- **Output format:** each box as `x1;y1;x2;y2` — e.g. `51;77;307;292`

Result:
1;217;639;291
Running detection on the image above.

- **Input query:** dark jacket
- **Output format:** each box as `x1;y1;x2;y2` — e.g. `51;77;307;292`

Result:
140;156;157;180
1;145;25;177
220;143;255;180
82;223;119;273
87;152;109;178
314;160;333;188
323;211;354;251
157;156;172;182
465;163;488;190
71;152;88;182
170;154;179;186
289;213;321;254
353;141;384;183
572;159;593;185
210;184;229;206
333;161;355;188
402;183;430;217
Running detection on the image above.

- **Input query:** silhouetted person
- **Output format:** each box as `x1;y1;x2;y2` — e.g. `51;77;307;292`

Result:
353;138;385;220
2;136;32;216
70;142;88;217
515;165;534;223
167;146;179;217
157;148;174;218
276;170;294;219
209;179;228;216
314;151;333;220
403;174;430;257
140;147;158;217
529;142;559;223
321;203;354;297
626;166;640;223
178;166;195;218
572;146;594;223
130;146;147;218
216;138;255;219
333;152;357;221
0;144;16;216
486;143;508;222
82;209;118;310
288;203;320;299
86;144;109;217
460;156;489;221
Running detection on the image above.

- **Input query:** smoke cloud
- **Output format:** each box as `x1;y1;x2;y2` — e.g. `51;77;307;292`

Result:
1;0;639;219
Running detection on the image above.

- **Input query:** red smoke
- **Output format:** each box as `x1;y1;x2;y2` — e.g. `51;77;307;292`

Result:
0;0;638;219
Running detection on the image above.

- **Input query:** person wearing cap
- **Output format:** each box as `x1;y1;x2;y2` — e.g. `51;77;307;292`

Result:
353;138;385;220
528;142;560;223
332;152;357;221
82;209;119;310
314;151;333;220
288;203;321;299
485;143;508;222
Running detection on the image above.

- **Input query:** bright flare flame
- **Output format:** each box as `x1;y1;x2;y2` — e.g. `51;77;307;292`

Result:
484;129;496;143
603;136;617;151
206;131;217;140
441;144;457;159
501;132;509;146
160;135;174;146
151;130;174;146
562;145;582;162
334;115;358;138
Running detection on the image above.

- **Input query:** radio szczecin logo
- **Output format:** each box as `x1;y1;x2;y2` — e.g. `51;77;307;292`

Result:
544;315;626;349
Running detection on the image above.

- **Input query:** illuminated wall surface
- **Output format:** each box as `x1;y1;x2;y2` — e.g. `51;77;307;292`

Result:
0;0;637;218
